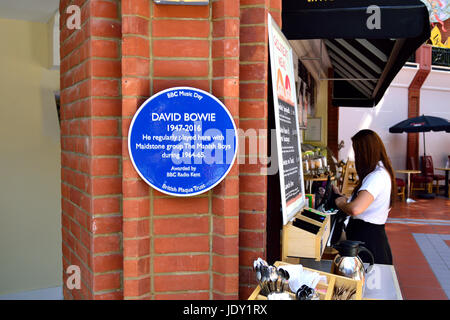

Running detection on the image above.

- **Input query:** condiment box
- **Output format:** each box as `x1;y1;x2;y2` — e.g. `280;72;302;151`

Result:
248;261;363;300
281;208;331;261
305;194;315;208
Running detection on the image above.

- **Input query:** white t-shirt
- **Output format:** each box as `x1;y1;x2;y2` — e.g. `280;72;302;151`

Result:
353;161;392;225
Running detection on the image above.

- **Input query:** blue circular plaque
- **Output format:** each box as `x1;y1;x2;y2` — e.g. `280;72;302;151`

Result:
128;87;238;197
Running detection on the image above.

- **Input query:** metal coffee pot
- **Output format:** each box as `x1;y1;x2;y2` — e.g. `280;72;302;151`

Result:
331;240;374;285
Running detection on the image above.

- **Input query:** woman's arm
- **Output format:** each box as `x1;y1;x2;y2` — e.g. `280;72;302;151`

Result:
335;190;374;217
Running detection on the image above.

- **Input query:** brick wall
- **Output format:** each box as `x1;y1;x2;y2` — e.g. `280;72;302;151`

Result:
119;0;241;300
210;0;241;300
238;0;281;299
60;0;123;300
60;0;281;300
121;0;151;300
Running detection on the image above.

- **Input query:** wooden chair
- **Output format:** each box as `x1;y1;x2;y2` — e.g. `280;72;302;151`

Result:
410;157;433;194
422;155;445;194
395;178;405;202
341;160;358;197
336;160;346;192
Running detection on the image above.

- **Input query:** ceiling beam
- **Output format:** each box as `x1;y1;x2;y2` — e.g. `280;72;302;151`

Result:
355;39;389;62
335;39;383;74
333;67;372;98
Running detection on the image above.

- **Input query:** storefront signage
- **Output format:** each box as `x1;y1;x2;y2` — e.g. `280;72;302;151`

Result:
153;0;209;5
128;87;237;197
268;14;306;225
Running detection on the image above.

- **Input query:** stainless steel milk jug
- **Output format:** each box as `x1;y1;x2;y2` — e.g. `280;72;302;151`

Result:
332;240;374;285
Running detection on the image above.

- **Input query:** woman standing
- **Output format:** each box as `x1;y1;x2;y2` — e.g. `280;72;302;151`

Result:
335;129;396;265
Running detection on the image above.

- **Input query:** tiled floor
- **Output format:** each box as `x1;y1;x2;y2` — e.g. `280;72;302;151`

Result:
386;196;450;300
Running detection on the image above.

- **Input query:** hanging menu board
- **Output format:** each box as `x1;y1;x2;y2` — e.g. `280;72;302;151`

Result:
268;14;306;225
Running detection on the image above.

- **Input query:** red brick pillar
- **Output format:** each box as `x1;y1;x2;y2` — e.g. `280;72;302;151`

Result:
121;0;152;300
150;2;213;300
60;0;123;300
61;0;280;300
211;0;241;300
407;45;431;169
238;0;281;299
120;0;241;300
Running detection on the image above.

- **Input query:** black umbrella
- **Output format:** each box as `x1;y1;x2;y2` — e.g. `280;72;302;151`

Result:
389;114;450;156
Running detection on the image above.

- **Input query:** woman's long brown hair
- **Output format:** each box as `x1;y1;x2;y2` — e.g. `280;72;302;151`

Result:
351;129;397;207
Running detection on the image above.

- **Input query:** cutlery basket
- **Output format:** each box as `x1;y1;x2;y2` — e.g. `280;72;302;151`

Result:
248;261;363;300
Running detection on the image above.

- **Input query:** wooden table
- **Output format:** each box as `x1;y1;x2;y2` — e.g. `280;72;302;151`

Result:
396;170;421;203
435;168;450;197
304;175;335;194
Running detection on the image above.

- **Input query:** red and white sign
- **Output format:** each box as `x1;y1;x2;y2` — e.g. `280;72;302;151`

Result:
268;13;306;225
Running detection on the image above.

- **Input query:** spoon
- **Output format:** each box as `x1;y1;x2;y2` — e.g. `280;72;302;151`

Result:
269;266;278;292
256;269;262;289
263;266;271;294
278;268;289;292
284;270;290;292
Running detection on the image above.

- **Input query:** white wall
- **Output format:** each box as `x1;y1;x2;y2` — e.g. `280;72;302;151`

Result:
420;68;450;172
0;18;62;295
338;67;418;177
339;65;450;185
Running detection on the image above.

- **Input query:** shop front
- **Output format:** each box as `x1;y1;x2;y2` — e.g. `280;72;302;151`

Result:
262;0;430;300
58;0;430;300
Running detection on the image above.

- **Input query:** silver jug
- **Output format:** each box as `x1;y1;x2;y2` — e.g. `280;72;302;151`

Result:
332;240;374;286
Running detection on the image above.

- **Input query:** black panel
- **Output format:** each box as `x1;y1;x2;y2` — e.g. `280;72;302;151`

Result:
267;58;282;265
282;0;429;40
281;0;431;107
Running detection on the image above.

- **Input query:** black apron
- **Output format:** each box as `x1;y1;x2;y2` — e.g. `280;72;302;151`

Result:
345;218;393;265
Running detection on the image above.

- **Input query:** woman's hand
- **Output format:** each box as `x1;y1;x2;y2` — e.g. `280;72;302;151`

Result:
335;196;348;208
